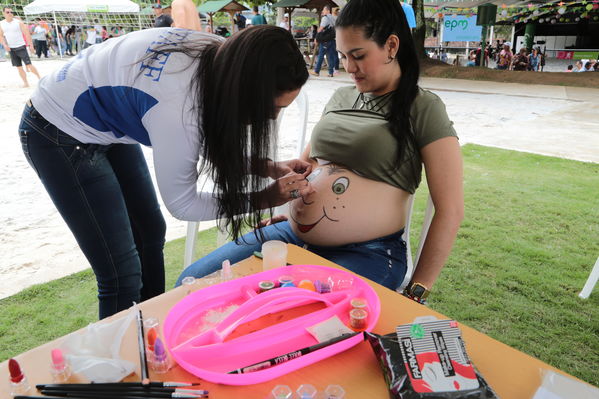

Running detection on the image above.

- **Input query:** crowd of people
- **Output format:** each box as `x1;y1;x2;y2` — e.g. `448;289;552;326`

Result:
566;59;599;72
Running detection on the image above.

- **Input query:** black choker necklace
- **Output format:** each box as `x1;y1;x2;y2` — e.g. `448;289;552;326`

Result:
352;91;394;113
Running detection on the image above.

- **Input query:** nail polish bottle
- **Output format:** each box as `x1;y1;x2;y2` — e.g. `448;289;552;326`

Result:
8;358;31;397
50;349;72;383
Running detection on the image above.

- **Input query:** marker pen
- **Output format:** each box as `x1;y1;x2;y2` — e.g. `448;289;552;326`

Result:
50;349;71;383
8;358;31;396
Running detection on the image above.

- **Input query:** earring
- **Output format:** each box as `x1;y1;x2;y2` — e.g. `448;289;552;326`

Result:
384;54;395;64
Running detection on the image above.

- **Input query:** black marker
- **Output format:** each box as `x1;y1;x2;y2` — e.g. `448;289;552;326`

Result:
228;332;362;374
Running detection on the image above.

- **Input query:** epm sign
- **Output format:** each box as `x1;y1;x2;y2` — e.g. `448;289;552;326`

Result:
442;15;482;42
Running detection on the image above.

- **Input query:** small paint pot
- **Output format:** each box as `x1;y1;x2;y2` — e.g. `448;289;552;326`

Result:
259;280;275;293
281;281;296;288
349;308;368;331
314;280;331;294
278;275;294;287
298;279;316;291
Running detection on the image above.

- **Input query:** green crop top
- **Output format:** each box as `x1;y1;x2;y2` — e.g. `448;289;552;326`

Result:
309;86;458;194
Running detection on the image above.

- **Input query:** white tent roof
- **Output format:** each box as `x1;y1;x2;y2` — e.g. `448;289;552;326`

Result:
24;0;140;15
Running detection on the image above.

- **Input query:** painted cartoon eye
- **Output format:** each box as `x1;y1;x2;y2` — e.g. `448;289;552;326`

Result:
306;168;322;182
331;177;349;195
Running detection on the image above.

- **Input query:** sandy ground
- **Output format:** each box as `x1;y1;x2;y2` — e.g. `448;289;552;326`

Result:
1;57;597;299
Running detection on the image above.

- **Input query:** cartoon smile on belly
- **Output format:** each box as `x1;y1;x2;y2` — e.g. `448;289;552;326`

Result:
289;164;350;235
291;206;339;233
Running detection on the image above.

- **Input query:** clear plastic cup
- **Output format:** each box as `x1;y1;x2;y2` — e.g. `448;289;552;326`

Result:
261;240;288;271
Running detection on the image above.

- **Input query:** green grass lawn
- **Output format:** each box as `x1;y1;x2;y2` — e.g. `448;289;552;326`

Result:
1;144;598;386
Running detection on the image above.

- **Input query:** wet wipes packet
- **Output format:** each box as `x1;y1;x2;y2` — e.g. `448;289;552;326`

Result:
366;317;497;398
395;319;479;393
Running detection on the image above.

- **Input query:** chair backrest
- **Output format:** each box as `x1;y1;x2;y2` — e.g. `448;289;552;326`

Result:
397;192;435;292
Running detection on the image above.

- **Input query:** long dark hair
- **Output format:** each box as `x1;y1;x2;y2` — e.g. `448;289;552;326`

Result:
336;0;420;174
139;27;307;239
200;26;308;239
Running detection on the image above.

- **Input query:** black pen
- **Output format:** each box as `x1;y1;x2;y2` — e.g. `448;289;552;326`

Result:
228;332;362;374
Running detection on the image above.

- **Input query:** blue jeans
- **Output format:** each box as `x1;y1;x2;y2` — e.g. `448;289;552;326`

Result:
314;40;336;76
19;103;166;319
177;221;407;291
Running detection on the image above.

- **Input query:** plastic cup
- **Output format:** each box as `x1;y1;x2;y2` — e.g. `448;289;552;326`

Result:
261;240;288;271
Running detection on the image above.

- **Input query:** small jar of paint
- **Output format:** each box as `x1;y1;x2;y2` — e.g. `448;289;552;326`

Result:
349;308;368;331
259;280;275;293
297;279;316;291
278;275;294;287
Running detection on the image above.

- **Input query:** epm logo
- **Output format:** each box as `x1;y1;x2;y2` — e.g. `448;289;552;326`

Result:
444;18;469;31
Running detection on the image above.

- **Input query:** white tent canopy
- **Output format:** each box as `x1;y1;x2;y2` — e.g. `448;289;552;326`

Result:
24;0;140;15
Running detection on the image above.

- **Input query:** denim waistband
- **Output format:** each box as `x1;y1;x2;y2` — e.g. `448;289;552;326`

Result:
305;228;405;250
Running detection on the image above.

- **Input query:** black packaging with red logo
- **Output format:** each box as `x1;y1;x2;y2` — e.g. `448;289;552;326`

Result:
366;319;498;399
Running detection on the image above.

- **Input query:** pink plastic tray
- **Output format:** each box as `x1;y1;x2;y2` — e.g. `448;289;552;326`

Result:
163;264;380;385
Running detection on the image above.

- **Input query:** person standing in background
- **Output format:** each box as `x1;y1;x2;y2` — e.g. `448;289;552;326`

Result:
234;11;246;31
251;6;267;25
0;7;41;87
32;19;48;58
331;7;340;75
310;5;336;77
153;3;174;28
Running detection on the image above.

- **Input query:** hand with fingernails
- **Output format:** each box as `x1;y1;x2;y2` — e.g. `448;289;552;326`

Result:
262;170;314;207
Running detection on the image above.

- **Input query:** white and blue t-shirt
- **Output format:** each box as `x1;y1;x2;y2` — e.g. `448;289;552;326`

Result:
31;28;224;222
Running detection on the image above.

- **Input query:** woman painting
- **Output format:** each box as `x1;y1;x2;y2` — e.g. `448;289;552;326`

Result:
19;26;310;318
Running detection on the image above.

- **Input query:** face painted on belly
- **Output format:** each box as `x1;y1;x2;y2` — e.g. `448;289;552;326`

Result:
289;164;352;234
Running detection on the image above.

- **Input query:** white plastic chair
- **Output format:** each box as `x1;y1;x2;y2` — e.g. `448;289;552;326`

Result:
398;192;435;292
183;89;310;267
579;257;599;299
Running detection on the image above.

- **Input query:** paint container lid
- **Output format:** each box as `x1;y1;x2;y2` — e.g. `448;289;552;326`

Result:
350;297;368;310
349;308;368;320
51;349;65;369
278;275;294;285
259;280;275;292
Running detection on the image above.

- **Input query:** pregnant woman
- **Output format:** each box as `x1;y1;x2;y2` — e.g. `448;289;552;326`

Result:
177;0;463;302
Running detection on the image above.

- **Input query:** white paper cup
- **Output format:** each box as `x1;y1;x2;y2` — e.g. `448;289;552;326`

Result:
261;240;288;271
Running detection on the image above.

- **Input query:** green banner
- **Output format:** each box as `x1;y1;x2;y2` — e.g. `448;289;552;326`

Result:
87;5;109;12
573;51;599;60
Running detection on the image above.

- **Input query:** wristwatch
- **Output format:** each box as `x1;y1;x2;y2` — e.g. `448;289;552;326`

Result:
403;282;430;304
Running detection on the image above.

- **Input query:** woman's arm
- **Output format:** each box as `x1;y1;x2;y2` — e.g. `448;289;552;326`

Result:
410;136;464;290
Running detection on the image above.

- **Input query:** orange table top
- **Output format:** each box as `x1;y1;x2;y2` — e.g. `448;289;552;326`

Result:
0;245;588;398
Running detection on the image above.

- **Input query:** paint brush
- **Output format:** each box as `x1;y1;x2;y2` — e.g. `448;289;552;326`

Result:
40;390;206;398
35;382;199;392
37;382;196;389
19;396;204;399
228;332;362;374
38;386;208;395
135;308;150;385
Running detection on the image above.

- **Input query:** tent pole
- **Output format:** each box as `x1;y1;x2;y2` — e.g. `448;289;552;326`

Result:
53;10;63;59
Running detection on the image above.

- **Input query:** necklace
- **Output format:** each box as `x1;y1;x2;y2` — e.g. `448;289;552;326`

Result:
352;91;394;113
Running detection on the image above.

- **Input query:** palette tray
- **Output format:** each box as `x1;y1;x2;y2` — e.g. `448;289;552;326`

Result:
163;264;381;385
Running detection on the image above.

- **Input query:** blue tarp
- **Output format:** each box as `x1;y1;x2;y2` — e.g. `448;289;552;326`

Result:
402;2;416;28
